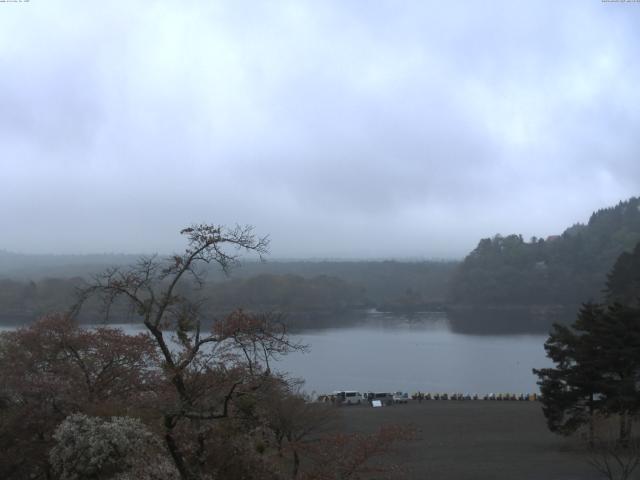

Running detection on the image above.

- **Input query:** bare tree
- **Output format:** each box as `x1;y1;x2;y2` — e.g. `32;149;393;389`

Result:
74;224;306;480
259;382;338;478
587;436;640;480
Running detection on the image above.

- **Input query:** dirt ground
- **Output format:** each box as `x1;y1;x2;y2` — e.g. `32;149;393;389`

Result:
335;401;604;480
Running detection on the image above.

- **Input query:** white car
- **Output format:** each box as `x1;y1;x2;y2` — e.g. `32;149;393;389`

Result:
393;392;409;404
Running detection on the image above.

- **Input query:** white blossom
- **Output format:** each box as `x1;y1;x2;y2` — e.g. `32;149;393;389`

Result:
49;414;179;480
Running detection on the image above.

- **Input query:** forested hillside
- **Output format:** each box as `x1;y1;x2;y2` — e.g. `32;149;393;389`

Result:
0;275;367;326
0;260;457;326
207;259;456;306
0;277;84;324
605;240;640;306
450;197;640;306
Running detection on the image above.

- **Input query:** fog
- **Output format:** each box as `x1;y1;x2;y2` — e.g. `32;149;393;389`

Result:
2;1;639;258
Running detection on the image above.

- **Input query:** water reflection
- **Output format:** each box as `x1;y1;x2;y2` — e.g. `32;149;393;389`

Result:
275;312;551;396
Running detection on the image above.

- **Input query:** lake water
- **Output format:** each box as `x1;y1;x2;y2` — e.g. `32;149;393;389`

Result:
277;312;551;396
1;312;552;396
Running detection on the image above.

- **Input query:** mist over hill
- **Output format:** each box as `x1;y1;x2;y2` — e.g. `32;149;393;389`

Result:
450;197;640;307
0;251;141;280
0;253;457;327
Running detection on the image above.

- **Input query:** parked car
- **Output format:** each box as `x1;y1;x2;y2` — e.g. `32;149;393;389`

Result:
364;392;394;406
393;392;409;404
333;391;364;405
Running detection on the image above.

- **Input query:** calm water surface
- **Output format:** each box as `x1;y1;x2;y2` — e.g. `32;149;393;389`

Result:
2;312;551;395
276;313;551;395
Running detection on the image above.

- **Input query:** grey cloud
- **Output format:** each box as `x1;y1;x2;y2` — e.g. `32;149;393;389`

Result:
1;0;640;258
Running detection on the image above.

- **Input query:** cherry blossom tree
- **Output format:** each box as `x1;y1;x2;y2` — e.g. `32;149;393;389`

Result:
50;414;178;480
0;314;159;479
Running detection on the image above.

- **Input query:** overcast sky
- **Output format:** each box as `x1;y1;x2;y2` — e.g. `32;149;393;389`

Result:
2;1;639;259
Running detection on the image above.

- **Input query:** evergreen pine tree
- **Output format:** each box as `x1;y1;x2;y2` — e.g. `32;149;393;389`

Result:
534;302;640;444
534;303;604;444
605;241;640;306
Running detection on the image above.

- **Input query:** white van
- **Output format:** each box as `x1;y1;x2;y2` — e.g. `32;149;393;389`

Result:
333;391;364;405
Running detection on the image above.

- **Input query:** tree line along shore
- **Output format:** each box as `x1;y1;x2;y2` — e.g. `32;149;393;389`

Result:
1;197;639;333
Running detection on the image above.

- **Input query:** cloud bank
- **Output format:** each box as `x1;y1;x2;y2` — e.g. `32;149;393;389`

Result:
2;1;639;258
